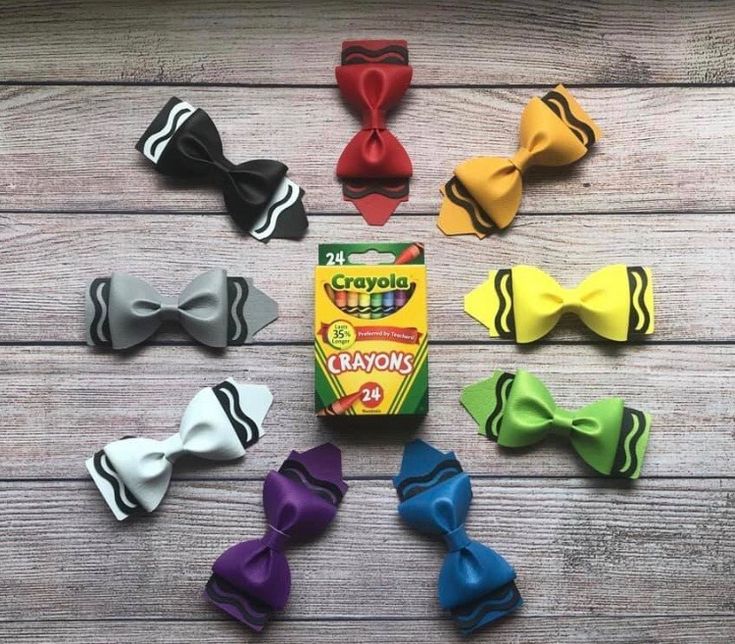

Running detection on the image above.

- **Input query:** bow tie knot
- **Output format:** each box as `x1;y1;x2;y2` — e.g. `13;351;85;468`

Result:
159;433;186;463
509;147;534;174
362;107;387;130
443;525;471;552
157;295;181;321
261;525;290;552
550;408;577;434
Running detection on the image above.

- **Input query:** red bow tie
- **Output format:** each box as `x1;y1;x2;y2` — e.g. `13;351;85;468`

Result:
336;40;413;225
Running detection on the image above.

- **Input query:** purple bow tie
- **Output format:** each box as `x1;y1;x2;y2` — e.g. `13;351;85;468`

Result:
205;443;348;631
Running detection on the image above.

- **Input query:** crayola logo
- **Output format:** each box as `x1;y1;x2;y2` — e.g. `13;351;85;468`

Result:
331;273;410;292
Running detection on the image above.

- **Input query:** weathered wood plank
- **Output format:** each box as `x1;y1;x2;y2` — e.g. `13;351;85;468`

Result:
1;1;734;84
2;86;735;213
1;344;733;478
4;616;735;644
1;213;733;343
1;480;733;620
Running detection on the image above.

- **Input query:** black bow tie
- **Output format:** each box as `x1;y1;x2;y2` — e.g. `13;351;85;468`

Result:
137;97;307;242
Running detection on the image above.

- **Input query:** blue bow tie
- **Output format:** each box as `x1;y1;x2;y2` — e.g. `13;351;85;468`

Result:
393;440;522;634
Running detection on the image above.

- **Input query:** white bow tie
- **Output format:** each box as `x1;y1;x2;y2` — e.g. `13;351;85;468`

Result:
86;378;273;520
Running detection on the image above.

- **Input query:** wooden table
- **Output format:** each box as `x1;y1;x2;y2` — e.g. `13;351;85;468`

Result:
1;2;734;642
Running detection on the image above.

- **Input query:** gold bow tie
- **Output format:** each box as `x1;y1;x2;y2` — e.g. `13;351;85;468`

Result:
464;265;654;343
438;85;601;238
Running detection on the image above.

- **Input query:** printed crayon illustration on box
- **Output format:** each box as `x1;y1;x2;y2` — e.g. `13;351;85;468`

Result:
315;243;428;416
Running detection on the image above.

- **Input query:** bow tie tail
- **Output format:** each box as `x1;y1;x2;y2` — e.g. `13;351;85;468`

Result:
450;579;523;635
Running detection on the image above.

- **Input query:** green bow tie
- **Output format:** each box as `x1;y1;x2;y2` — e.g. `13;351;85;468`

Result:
460;370;651;478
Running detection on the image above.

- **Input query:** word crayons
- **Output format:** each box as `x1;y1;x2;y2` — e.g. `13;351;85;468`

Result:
315;243;428;416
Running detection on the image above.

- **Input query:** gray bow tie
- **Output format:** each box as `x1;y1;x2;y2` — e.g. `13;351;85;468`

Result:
85;269;277;349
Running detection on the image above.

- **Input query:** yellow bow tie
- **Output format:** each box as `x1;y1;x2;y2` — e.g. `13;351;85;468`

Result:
465;265;654;343
438;85;602;238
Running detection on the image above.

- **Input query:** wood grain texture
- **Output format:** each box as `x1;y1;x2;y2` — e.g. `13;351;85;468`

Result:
1;480;733;621
0;212;733;343
2;86;735;213
5;617;735;644
1;344;733;479
1;1;734;84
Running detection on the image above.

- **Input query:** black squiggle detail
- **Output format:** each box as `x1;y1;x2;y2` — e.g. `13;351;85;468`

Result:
493;270;516;339
542;90;596;148
226;277;249;345
212;380;260;449
279;458;345;505
88;278;111;347
395;459;463;501
626;266;651;338
484;372;515;441
451;581;522;633
611;407;647;478
205;575;269;626
444;177;495;235
342;180;409;200
341;45;409;65
92;451;143;517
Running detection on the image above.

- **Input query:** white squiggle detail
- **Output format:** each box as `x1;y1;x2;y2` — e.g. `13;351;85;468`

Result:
250;178;300;241
143;100;195;163
229;281;243;341
220;386;254;444
95;282;108;342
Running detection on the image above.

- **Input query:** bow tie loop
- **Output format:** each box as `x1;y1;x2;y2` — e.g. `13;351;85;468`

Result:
137;97;307;240
336;40;413;225
461;370;652;478
86;269;278;349
464;264;655;343
443;525;471;552
509;146;533;174
438;85;601;237
206;444;348;631
86;380;273;520
394;441;522;634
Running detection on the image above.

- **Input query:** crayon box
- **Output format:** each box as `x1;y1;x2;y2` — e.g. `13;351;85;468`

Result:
314;242;428;416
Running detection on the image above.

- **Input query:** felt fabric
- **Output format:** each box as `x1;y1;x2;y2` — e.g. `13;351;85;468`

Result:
205;444;348;631
393;440;522;635
86;379;272;520
438;85;601;237
464;264;654;343
137;96;307;241
336;40;413;225
461;370;651;478
85;269;277;349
